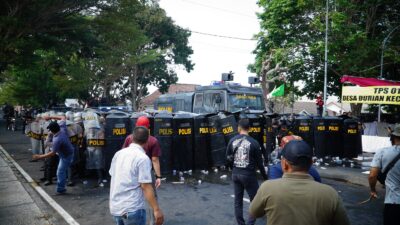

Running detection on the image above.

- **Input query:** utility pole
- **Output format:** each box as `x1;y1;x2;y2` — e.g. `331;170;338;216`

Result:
378;24;400;122
323;0;329;116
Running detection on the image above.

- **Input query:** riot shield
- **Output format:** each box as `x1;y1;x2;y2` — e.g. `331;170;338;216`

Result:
325;117;343;157
173;113;194;171
85;127;105;170
154;113;173;175
294;116;314;149
220;114;238;145
104;112;130;172
343;118;362;158
263;115;274;155
207;115;227;167
313;117;343;158
193;114;210;170
313;117;326;158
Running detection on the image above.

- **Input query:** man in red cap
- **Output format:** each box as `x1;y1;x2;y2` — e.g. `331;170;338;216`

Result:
122;116;162;188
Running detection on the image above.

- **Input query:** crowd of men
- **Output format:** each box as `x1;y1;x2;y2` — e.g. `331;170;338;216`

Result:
18;109;400;225
26;110;107;191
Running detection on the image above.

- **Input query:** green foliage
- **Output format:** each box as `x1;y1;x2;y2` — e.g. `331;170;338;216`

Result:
91;0;193;109
0;0;193;108
0;64;57;107
253;0;400;101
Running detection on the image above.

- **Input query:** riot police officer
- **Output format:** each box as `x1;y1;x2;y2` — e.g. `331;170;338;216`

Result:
74;112;86;178
84;119;105;186
26;114;43;162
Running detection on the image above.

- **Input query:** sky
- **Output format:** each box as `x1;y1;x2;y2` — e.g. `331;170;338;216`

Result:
156;0;260;90
155;0;337;103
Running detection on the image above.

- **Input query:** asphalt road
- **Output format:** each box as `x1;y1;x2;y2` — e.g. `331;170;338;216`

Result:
0;119;384;225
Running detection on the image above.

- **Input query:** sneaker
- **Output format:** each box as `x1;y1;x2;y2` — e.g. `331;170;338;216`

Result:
54;191;66;196
67;181;75;187
99;183;104;187
44;181;53;186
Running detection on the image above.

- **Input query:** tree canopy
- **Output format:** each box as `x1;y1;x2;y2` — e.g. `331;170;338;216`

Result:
252;0;400;115
0;0;193;108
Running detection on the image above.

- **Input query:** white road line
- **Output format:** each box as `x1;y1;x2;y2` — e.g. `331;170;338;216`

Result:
230;194;250;203
0;145;80;225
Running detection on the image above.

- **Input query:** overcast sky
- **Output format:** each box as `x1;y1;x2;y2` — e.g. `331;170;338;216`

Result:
153;0;338;103
157;0;260;89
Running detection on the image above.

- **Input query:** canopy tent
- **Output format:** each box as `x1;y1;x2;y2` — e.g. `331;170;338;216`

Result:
341;75;400;87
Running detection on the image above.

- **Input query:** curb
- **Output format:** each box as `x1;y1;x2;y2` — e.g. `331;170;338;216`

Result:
0;145;80;225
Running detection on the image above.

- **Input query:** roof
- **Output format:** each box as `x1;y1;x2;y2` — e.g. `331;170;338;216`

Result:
141;83;199;106
278;101;318;115
326;101;351;114
275;100;351;115
275;99;371;115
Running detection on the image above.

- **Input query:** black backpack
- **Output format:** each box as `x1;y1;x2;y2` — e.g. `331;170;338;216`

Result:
377;147;400;185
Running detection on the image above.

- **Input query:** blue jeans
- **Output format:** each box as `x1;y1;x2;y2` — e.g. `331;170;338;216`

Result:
56;154;73;193
113;209;146;225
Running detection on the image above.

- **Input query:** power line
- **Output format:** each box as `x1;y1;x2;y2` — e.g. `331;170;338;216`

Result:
178;0;255;18
191;40;252;53
191;30;257;41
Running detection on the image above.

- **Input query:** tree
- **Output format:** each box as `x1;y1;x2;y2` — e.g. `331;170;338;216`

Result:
0;0;101;74
93;0;193;110
0;49;96;107
0;0;101;106
256;53;287;110
0;0;193;109
253;0;400;116
92;0;152;108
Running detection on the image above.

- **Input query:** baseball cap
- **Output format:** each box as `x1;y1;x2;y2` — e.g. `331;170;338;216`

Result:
281;140;312;164
392;124;400;137
47;121;60;133
136;116;150;128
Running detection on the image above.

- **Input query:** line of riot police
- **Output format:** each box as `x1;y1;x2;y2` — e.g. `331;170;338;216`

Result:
25;109;363;181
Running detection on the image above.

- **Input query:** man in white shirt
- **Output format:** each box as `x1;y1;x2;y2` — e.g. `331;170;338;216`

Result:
109;126;164;225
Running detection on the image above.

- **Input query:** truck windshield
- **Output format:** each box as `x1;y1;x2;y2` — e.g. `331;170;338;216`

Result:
228;94;264;111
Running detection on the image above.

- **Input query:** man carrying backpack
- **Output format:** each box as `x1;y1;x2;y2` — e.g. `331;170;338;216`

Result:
369;124;400;225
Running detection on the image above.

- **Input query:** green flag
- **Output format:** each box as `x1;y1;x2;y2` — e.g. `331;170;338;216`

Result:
270;84;285;97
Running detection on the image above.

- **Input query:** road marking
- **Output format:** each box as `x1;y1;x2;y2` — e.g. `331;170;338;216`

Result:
230;194;250;203
0;145;80;225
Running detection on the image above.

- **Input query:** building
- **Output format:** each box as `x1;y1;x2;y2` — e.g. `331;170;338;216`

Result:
276;100;353;116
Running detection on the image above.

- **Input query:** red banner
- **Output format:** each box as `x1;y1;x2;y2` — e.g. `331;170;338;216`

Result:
340;75;400;87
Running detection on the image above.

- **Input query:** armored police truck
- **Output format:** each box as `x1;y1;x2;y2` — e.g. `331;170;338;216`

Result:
154;73;265;114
